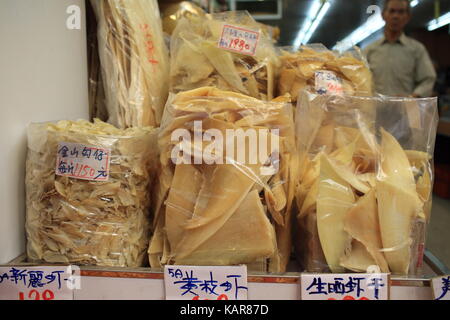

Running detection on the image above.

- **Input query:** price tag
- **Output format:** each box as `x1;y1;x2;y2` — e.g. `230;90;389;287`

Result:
0;266;79;300
164;265;248;300
431;275;450;300
218;24;260;56
300;273;390;300
56;141;110;181
315;70;344;95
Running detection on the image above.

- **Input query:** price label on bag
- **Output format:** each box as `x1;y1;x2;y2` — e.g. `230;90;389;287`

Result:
218;24;260;56
431;275;450;300
56;141;111;181
164;265;248;300
0;266;79;300
315;70;344;95
300;273;390;300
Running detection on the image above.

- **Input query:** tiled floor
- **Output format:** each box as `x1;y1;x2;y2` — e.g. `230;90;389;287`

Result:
426;195;450;269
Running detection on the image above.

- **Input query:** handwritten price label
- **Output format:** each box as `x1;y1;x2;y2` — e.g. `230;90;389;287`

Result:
431;275;450;300
0;266;77;300
218;24;260;56
315;70;344;95
301;273;389;300
164;265;248;300
56;142;110;181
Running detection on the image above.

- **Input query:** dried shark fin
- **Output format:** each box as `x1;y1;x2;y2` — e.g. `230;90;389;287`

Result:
376;180;422;275
175;190;275;265
340;240;377;272
165;164;203;251
343;189;389;272
317;154;355;273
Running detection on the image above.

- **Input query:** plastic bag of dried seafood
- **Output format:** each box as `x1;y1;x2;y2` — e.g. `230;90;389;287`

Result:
25;119;157;267
149;87;297;272
169;11;280;101
294;90;438;276
277;44;373;104
90;0;170;128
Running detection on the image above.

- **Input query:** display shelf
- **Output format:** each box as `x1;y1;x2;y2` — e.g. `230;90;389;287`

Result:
2;249;448;300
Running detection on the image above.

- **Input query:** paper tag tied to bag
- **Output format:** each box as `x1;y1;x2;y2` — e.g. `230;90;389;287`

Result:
218;24;260;56
56;142;110;181
315;70;344;95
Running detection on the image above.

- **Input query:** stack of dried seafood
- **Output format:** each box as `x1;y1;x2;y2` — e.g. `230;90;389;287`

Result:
26;119;157;267
295;92;438;275
278;45;373;103
149;87;297;272
91;0;170;128
170;11;280;101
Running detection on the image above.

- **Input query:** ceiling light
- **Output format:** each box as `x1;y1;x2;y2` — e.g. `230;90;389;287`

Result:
428;11;450;31
293;0;332;49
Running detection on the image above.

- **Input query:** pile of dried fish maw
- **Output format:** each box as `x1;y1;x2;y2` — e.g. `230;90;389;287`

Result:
26;119;157;267
170;11;280;101
149;87;297;272
295;92;437;275
91;0;170;128
278;45;373;103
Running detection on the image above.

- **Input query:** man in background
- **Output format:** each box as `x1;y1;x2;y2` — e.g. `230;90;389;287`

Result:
365;0;436;97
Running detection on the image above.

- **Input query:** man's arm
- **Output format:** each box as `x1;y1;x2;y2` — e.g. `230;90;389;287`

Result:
413;45;437;97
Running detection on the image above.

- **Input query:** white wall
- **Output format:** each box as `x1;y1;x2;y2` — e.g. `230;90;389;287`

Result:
0;0;89;263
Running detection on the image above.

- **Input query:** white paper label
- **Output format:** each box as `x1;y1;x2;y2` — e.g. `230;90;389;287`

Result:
0;266;77;300
164;265;248;300
56;141;110;181
218;24;260;56
301;273;389;300
431;275;450;300
315;70;344;95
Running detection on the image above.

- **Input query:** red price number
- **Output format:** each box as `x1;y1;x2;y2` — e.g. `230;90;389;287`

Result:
328;295;369;300
19;289;55;300
229;38;250;52
192;294;229;301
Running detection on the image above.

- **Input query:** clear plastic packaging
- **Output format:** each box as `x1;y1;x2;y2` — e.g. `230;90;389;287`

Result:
294;90;438;276
149;87;297;272
90;0;170;128
169;11;280;101
25;119;157;267
277;45;373;103
159;1;206;36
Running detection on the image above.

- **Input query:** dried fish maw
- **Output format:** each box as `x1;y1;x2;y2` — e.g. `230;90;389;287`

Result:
340;240;377;272
317;154;355;273
175;190;275;265
165;164;203;251
343;189;389;272
376;180;422;275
